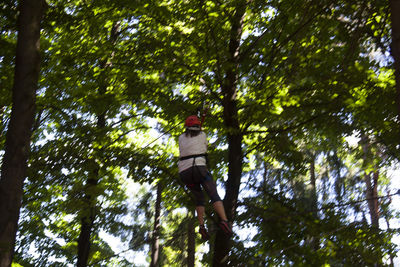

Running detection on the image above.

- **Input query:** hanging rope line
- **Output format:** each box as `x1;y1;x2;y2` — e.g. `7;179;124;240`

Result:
139;121;182;151
136;99;207;152
240;189;400;221
127;104;220;224
314;189;400;212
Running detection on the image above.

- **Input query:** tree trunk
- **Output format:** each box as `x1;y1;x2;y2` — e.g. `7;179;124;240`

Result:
0;0;45;265
309;154;318;214
212;3;245;266
76;164;100;267
390;0;400;118
388;9;400;257
0;107;4;129
308;153;319;250
76;23;119;267
364;171;380;228
150;183;162;267
76;97;106;267
186;211;195;267
384;208;395;266
361;135;380;228
77;109;106;267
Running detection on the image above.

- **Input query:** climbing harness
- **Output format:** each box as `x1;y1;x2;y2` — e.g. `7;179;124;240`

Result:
179;153;209;191
179;153;208;163
179;155;210;205
180;111;210;188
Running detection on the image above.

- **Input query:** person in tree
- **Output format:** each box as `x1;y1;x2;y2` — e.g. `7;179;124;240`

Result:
178;115;233;240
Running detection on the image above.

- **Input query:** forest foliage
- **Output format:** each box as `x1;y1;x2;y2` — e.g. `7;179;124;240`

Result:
0;0;399;266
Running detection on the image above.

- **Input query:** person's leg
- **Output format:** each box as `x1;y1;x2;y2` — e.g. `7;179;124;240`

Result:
200;172;227;220
200;170;233;236
212;200;228;221
196;205;205;225
195;205;209;240
180;168;210;240
186;186;210;240
180;168;206;212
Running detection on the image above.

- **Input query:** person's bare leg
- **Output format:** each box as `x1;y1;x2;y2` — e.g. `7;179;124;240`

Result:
212;201;228;221
213;201;233;236
196;205;210;240
196;205;205;225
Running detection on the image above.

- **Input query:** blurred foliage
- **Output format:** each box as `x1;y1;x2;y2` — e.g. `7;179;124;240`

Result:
0;0;398;266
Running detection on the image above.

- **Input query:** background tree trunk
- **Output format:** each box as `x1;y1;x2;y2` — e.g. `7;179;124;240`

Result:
76;69;107;267
150;183;162;267
361;135;380;228
0;0;45;265
364;171;380;227
390;0;400;118
309;154;318;215
308;153;319;250
212;3;245;266
186;211;195;267
76;22;119;266
76;161;100;267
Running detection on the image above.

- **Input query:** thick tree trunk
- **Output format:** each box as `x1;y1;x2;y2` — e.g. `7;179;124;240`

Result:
77;219;94;266
76;102;106;267
186;211;195;267
212;3;245;266
76;109;106;267
389;8;400;252
0;0;45;265
150;183;162;267
390;0;400;118
76;166;99;267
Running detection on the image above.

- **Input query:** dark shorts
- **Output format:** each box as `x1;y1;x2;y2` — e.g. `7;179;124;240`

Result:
179;166;221;206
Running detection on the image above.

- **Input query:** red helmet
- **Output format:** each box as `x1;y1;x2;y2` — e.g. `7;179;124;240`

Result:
185;115;201;127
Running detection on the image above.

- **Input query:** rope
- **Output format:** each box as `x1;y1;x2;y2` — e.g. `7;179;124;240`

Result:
138;101;209;151
315;189;400;212
127;106;219;225
240;190;400;222
200;102;210;127
139;120;181;151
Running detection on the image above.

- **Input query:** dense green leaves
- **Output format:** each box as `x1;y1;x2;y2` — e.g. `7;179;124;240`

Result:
0;0;398;265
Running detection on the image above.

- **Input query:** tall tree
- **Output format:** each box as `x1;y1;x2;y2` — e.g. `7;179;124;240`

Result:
133;0;397;264
361;134;382;228
186;211;195;267
76;20;121;267
213;1;246;265
306;151;320;251
12;2;145;264
390;0;400;118
150;183;162;267
0;0;45;265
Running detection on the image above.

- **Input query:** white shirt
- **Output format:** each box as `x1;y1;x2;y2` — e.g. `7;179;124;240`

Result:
178;131;207;172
